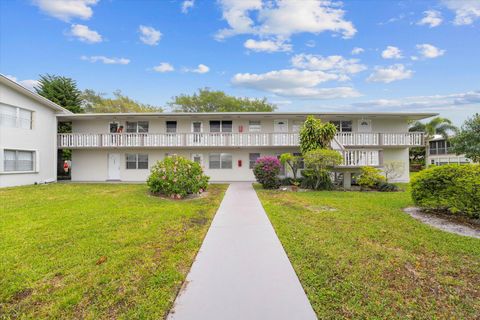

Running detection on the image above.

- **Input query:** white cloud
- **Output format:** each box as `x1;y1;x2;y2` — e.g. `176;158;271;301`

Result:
367;64;413;83
153;62;175;73
81;55;130;64
185;64;210;74
231;69;360;99
5;75;40;92
216;0;356;41
381;46;403;59
417;10;443;27
351;47;364;55
244;38;292;52
139;25;162;46
305;40;316;48
32;0;98;22
416;43;445;59
70;24;102;43
351;90;480;111
181;0;195;13
441;0;480;25
291;54;367;79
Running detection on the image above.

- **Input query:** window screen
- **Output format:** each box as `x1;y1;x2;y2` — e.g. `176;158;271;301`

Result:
166;121;177;133
126;154;137;169
249;120;261;132
249;153;260;169
3;150;34;172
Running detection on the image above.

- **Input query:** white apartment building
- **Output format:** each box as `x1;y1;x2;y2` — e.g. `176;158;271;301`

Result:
57;112;434;187
427;135;473;166
0;75;71;187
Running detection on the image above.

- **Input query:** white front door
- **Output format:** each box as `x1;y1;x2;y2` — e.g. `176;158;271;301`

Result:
108;153;121;180
274;119;288;132
357;119;372;132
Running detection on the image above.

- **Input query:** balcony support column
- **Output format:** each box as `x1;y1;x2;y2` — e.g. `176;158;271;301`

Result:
343;172;352;190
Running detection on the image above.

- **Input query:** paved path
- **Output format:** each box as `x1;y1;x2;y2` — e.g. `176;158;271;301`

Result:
168;182;316;320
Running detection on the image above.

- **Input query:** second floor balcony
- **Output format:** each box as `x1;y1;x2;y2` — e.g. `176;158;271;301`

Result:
57;132;424;149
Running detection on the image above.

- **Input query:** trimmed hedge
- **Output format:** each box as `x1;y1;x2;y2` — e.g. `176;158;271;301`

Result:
411;164;480;219
147;155;209;198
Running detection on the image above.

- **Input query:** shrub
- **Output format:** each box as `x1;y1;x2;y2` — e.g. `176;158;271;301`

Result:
357;166;385;190
375;181;400;192
411;164;480;218
147;155;209;198
303;149;343;190
253;156;281;189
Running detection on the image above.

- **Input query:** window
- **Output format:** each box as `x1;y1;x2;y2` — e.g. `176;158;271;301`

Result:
209;153;232;169
331;120;352;132
126;121;149;133
210;120;232;132
166;121;177;133
126;154;148;169
249;153;260;169
249;120;261;132
3;150;34;172
0;104;32;129
192;153;203;165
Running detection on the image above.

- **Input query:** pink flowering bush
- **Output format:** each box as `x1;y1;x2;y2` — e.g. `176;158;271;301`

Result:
147;155;209;198
253;156;281;189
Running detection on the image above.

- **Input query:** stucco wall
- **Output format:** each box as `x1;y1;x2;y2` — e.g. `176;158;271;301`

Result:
382;148;410;182
0;83;58;187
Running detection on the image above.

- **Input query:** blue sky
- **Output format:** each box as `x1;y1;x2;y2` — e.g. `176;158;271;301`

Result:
1;0;479;124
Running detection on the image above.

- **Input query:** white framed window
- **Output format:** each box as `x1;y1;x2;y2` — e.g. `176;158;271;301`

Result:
209;120;232;132
166;121;177;133
209;153;232;169
126;121;149;133
331;120;352;132
3;150;35;172
191;153;203;165
248;120;261;132
0;104;32;129
249;153;260;169
126;153;148;169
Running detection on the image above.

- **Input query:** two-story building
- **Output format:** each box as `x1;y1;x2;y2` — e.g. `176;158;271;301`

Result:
0;75;71;187
56;112;434;187
427;134;473;166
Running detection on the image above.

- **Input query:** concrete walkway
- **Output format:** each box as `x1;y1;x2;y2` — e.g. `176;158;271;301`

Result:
168;183;316;320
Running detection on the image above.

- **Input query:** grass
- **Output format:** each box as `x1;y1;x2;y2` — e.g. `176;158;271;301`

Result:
0;183;227;319
255;186;480;319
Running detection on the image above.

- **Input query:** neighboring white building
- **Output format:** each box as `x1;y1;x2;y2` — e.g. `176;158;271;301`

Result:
427;134;473;166
56;112;435;187
0;75;71;187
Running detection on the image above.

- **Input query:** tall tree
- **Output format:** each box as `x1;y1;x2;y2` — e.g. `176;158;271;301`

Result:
82;90;163;113
35;74;83;113
168;88;276;112
299;116;337;154
451;113;480;162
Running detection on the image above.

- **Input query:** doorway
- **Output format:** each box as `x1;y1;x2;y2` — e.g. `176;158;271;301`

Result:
108;153;121;180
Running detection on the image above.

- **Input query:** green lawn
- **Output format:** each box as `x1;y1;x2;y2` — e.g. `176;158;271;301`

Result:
256;187;480;319
0;183;226;319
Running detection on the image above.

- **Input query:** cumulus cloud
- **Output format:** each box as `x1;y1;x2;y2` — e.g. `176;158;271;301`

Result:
351;47;364;55
139;25;162;46
381;46;403;59
32;0;98;22
291;54;367;78
231;69;360;99
416;43;445;59
216;0;356;41
81;55;130;64
181;0;195;13
70;24;102;43
367;64;413;83
417;10;443;27
441;0;480;25
244;38;292;52
185;64;210;74
5;75;40;92
153;62;175;73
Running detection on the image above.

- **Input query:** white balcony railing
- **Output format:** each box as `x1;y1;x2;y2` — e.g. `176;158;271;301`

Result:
335;132;423;147
339;149;381;167
58;132;423;149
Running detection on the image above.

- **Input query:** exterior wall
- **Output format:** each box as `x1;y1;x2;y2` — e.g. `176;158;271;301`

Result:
382;148;410;182
71;148;299;182
0;83;58;187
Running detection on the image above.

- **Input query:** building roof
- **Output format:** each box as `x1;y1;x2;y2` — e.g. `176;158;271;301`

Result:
57;111;438;121
0;74;72;114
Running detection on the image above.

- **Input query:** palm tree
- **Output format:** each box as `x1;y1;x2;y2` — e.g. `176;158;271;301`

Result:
409;117;458;166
